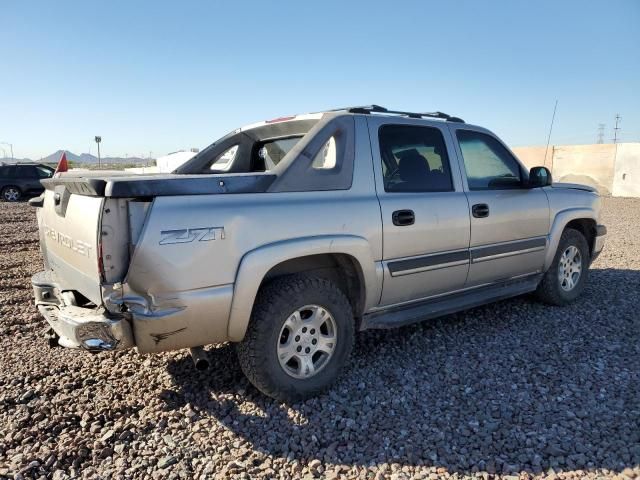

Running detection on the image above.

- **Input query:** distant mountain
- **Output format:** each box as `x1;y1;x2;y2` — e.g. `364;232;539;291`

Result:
0;150;152;165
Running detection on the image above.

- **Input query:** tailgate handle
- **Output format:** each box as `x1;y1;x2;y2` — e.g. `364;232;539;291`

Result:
54;193;61;206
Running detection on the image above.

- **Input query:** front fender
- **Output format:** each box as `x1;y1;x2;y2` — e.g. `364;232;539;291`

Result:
544;207;597;271
227;235;381;341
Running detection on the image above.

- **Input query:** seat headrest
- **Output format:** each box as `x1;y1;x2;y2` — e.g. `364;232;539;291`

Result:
397;149;430;182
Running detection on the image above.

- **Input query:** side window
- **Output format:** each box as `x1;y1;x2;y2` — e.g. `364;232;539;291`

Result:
209;145;238;171
17;165;38;178
378;125;453;192
312;136;337;170
456;130;523;190
36;166;53;178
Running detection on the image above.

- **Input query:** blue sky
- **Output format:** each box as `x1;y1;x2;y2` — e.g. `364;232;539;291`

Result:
2;0;639;159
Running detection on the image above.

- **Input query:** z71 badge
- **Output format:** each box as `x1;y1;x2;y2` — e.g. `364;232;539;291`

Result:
159;227;225;245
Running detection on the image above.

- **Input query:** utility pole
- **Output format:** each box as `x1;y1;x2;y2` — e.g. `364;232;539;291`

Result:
597;124;605;144
0;142;13;160
95;136;102;168
613;114;621;144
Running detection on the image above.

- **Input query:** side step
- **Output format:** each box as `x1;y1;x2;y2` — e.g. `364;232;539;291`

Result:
361;274;542;330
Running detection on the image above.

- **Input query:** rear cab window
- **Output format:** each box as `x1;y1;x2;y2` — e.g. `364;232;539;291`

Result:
177;117;320;175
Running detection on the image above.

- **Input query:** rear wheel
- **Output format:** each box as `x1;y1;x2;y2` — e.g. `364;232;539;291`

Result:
536;228;590;305
237;275;354;403
1;186;21;202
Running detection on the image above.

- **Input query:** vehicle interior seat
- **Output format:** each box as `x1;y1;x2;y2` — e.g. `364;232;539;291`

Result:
397;149;432;190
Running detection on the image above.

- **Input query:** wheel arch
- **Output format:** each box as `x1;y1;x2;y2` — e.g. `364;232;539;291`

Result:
227;235;382;342
544;208;598;271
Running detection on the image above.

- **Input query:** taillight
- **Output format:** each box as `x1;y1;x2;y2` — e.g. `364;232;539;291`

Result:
265;115;295;124
97;239;105;282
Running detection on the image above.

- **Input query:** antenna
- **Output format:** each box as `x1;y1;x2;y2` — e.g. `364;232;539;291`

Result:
543;100;558;165
597;124;605;144
613;114;621;144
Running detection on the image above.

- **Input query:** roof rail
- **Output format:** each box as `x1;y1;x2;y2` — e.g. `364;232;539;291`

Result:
337;105;465;123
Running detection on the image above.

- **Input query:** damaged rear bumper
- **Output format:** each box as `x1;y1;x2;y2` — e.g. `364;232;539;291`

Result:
32;271;134;351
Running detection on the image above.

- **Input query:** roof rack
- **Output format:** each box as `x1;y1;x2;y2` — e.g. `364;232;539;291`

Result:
336;105;465;123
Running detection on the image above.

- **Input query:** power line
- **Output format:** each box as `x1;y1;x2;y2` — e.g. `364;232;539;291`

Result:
613;114;621;144
597;124;605;144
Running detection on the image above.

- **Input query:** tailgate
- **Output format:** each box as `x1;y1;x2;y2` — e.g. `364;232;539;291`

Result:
39;189;104;304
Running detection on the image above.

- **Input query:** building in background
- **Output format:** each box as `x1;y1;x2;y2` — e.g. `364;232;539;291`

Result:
125;148;199;174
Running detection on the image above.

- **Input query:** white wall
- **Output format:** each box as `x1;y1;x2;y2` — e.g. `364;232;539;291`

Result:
512;142;640;197
612;144;640;198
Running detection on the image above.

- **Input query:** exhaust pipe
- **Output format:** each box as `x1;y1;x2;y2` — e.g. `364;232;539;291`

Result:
189;347;210;371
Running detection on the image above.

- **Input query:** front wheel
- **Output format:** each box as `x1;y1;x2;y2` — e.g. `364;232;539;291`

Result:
536;228;590;305
237;275;354;403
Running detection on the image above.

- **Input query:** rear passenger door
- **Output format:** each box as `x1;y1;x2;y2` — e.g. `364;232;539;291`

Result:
368;117;471;306
449;126;550;286
16;165;42;193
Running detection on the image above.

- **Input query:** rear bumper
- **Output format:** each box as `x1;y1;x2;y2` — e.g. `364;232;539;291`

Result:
32;271;134;351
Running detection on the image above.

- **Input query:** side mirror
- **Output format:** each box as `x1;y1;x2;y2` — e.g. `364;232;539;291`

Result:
528;166;552;188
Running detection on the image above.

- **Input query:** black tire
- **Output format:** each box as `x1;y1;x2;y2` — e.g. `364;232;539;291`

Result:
1;185;22;202
536;228;590;306
237;275;354;403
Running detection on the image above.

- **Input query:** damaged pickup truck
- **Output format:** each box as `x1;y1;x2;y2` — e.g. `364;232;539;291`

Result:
31;105;606;402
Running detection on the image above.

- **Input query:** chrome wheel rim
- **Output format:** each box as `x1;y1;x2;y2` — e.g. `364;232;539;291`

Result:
558;245;582;291
277;304;337;379
4;188;19;201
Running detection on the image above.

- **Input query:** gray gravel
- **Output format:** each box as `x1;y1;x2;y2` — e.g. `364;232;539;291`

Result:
1;197;639;479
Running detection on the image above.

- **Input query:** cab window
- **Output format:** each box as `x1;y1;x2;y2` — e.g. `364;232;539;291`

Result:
379;125;453;192
456;130;523;190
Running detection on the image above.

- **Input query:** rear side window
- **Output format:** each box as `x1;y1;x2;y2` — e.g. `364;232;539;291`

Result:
456;130;523;190
378;125;453;192
36;166;53;178
16;165;38;177
209;145;238;171
312;136;337;170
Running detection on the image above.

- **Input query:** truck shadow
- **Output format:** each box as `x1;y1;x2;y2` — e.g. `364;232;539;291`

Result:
163;267;640;476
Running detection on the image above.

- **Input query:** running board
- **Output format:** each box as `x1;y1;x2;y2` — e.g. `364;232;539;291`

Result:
361;274;542;330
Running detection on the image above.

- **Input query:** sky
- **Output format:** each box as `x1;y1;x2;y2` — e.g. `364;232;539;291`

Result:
1;0;639;159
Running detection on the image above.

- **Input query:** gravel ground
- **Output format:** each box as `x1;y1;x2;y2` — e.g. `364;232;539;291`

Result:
0;197;639;480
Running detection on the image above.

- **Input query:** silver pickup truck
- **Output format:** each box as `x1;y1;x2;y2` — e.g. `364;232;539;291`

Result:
31;105;606;402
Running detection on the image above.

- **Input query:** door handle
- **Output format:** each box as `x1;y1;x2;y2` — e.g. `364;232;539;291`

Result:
472;203;490;218
392;209;415;226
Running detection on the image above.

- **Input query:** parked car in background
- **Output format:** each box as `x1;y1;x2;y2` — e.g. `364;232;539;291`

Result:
0;162;54;201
